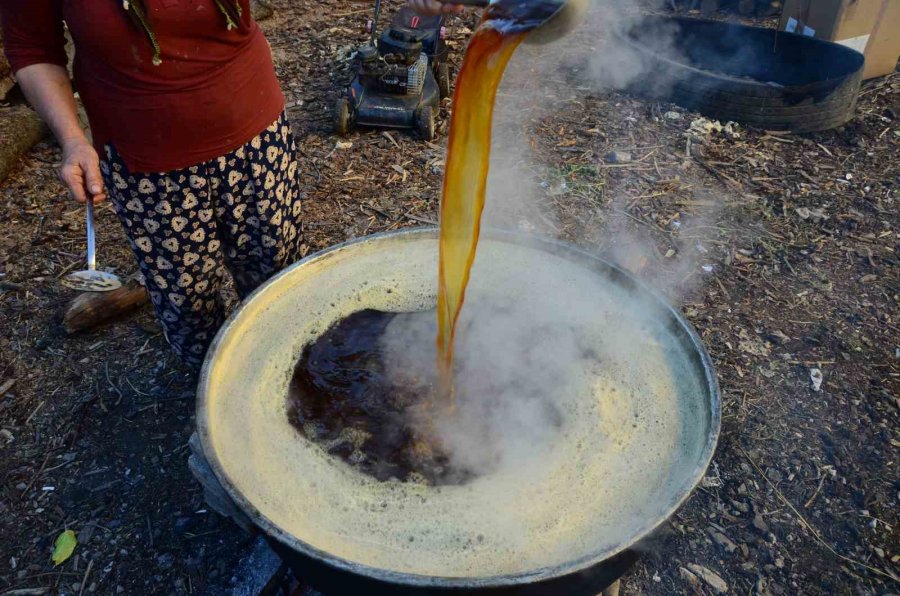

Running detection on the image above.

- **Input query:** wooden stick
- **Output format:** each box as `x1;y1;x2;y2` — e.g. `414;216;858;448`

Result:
63;276;150;334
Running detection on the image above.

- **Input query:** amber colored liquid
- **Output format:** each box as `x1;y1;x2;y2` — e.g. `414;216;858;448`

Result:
436;27;525;399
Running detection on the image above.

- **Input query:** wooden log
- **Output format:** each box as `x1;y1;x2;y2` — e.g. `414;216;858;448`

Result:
250;0;275;21
63;276;150;334
0;105;46;184
0;30;15;101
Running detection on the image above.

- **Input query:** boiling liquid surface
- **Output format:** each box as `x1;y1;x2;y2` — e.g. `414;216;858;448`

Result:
207;235;712;578
287;309;475;485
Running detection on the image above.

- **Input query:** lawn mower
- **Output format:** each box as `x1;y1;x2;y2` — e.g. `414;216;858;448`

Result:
333;0;455;140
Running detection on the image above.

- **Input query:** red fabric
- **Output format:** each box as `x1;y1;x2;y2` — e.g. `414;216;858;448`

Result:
1;0;284;173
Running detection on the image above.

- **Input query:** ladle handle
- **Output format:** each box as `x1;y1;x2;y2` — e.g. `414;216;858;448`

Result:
85;199;96;272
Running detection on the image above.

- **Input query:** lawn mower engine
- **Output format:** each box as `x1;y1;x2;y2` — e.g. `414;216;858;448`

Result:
361;29;429;96
334;3;452;141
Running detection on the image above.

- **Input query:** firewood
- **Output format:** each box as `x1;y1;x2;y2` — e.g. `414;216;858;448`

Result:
0;105;46;184
62;275;150;334
250;0;275;21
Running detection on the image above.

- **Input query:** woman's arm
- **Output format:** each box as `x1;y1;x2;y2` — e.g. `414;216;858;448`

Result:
2;0;105;203
15;64;106;204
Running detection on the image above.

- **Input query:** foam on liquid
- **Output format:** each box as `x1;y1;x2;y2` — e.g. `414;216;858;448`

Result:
203;236;712;578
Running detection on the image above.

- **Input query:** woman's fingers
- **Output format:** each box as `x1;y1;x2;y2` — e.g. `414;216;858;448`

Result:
81;155;107;203
88;188;108;204
59;163;88;203
59;141;107;203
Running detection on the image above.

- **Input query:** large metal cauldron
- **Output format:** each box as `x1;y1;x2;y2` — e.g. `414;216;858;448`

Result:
197;228;721;595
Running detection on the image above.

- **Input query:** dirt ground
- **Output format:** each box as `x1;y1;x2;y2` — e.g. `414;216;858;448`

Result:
1;1;898;594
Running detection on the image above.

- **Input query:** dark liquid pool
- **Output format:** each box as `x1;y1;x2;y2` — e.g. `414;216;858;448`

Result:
287;309;474;485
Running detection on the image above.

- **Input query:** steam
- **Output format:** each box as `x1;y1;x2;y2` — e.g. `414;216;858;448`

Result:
382;0;725;479
380;259;665;479
485;0;725;297
482;0;689;238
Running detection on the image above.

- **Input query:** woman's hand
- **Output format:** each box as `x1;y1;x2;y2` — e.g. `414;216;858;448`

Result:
14;64;108;204
407;0;465;16
59;138;107;204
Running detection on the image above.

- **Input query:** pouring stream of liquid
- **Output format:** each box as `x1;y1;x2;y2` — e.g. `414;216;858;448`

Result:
436;26;524;401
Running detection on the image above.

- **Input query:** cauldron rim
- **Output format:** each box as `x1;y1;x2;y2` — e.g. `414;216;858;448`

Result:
196;227;721;589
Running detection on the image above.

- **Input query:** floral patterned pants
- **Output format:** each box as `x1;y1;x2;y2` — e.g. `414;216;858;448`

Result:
100;113;302;368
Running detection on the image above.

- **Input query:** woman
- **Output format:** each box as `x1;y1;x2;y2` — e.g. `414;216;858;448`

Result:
1;0;298;368
1;0;459;367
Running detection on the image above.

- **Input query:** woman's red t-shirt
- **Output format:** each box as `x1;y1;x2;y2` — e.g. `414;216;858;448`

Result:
1;0;284;173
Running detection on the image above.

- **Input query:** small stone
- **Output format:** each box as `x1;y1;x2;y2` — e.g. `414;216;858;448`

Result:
702;474;723;488
809;368;823;391
873;547;885;558
680;567;700;586
712;531;738;553
156;553;174;570
753;514;769;533
604;150;632;164
730;499;749;513
769;330;790;344
687;564;728;594
775;557;785;568
174;516;192;534
78;523;96;544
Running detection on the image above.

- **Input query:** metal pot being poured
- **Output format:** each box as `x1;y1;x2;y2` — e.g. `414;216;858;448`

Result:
197;228;721;595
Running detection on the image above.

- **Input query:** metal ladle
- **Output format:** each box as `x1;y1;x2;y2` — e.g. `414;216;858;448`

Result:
450;0;588;44
62;200;122;292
